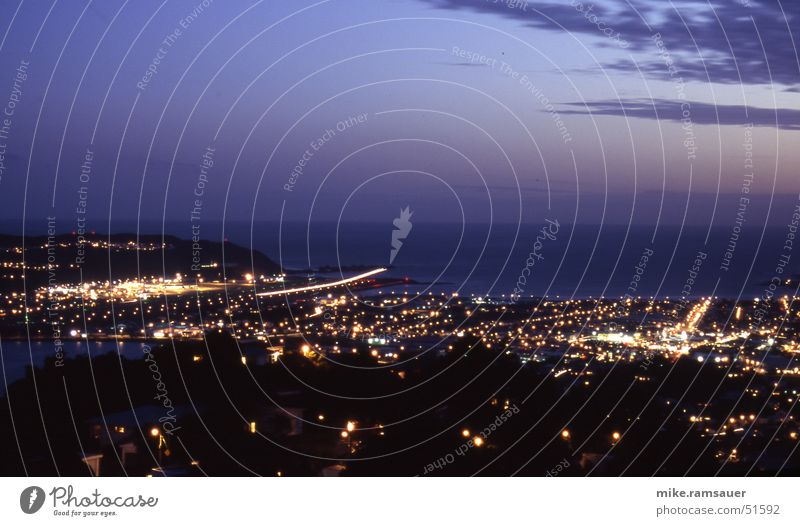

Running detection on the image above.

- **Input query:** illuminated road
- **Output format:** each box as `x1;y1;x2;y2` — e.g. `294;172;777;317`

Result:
256;268;388;297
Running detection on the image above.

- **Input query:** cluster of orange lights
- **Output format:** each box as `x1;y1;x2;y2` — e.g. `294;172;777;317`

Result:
460;429;484;446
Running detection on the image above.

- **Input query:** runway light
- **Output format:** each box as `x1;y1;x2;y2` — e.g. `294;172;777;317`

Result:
561;429;570;439
150;427;160;437
461;429;470;437
257;268;387;297
473;436;484;447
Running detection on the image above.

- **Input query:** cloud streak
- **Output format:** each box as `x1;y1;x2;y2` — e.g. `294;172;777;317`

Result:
558;98;800;130
421;0;800;86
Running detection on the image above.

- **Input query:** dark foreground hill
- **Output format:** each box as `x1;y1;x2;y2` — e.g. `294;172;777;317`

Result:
0;232;281;290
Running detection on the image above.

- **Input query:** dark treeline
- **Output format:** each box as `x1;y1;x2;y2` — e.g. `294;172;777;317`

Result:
2;331;797;476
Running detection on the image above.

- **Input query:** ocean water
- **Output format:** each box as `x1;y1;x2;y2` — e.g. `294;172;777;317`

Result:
14;220;795;300
219;221;793;301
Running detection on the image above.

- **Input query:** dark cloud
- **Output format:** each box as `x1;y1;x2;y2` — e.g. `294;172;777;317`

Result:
421;0;800;86
558;98;800;130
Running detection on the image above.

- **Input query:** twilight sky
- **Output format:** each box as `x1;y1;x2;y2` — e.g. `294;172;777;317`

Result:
0;0;797;232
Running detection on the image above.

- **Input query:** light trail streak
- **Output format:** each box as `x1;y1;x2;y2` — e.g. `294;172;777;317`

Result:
256;268;387;297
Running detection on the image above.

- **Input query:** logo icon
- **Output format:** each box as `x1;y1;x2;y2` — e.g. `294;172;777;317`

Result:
389;206;413;264
20;486;45;514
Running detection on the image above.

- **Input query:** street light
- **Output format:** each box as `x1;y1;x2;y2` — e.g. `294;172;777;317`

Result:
343;421;356;453
150;427;165;464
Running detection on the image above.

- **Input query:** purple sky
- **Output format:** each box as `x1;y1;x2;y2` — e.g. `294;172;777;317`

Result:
0;0;797;232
